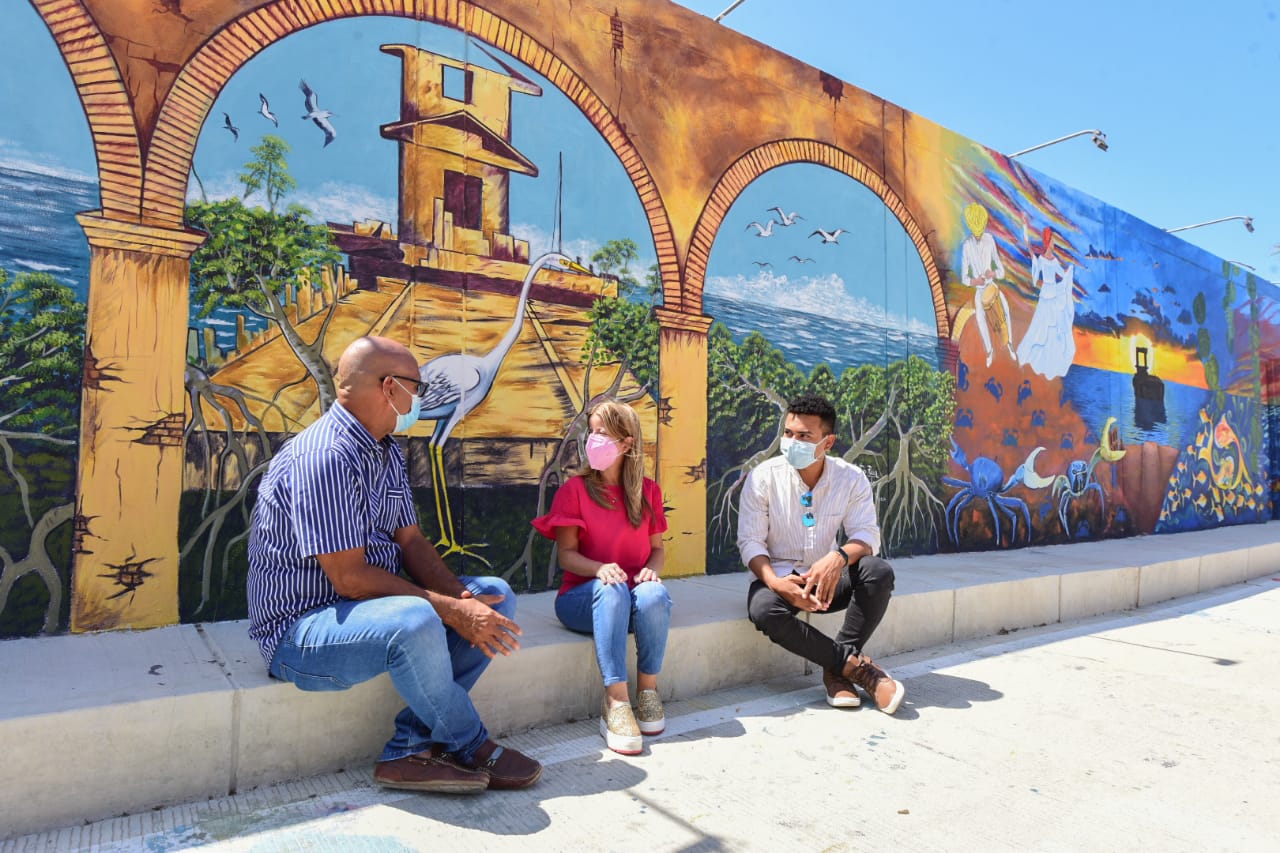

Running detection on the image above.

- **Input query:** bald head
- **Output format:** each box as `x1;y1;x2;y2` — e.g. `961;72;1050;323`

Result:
335;336;419;438
337;336;418;392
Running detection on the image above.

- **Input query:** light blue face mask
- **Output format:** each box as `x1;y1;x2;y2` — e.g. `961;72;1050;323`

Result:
779;435;823;469
390;379;422;433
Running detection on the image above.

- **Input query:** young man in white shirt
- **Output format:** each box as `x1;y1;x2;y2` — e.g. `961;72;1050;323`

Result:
737;394;905;714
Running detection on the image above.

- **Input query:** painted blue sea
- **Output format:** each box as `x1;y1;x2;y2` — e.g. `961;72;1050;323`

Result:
704;293;942;375
1060;363;1210;449
0;164;267;353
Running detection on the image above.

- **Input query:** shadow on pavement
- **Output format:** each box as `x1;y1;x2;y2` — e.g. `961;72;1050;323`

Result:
384;752;648;835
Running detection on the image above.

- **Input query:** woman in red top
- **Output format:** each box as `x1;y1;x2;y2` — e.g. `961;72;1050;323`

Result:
532;399;671;755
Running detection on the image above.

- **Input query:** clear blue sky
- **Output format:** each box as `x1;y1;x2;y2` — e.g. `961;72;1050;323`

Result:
676;0;1280;281
2;0;1277;285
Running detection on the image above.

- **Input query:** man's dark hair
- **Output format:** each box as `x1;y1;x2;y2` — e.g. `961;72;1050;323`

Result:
787;394;836;435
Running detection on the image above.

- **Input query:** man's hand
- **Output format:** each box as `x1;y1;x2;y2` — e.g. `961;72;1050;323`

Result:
597;562;627;585
441;595;522;659
771;573;821;612
635;567;661;584
801;551;845;610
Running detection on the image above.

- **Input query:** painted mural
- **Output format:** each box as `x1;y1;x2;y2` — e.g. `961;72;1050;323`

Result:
1;0;1278;638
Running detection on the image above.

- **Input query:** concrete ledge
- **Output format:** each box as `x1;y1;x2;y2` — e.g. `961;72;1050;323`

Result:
3;521;1280;838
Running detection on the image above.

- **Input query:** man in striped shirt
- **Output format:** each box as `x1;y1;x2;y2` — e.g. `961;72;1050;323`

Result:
737;394;906;715
248;336;541;793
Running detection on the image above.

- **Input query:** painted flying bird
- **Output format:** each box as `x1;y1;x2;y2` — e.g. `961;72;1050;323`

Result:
788;256;815;264
809;228;846;244
745;220;776;237
752;261;772;268
258;93;278;127
221;112;239;141
299;79;337;147
416;251;592;561
768;207;804;226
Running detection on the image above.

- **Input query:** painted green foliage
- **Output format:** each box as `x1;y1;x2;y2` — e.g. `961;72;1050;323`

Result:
585;238;660;392
186;136;342;408
0;269;84;636
705;320;955;567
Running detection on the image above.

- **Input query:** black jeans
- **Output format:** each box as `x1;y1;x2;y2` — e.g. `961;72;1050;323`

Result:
747;556;895;672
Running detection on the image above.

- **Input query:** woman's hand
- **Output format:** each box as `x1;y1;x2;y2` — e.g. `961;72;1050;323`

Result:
596;562;627;585
635;567;662;584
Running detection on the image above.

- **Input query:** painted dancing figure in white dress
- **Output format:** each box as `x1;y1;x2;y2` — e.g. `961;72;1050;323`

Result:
1015;226;1077;379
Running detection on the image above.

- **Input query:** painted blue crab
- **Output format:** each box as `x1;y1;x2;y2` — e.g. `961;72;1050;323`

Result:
1051;417;1127;538
944;439;1053;547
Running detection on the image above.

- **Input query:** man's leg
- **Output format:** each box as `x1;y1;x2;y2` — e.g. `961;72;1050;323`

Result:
747;579;845;671
832;556;895;656
831;557;906;715
447;576;518;691
271;596;488;763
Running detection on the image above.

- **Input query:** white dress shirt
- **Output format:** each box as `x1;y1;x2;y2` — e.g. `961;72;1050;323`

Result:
737;454;881;577
960;231;1004;284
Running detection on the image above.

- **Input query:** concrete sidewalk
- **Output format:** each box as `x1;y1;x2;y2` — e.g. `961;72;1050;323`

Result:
8;578;1278;852
2;521;1279;839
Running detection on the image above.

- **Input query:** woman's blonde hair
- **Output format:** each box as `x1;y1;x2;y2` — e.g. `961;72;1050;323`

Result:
579;398;651;527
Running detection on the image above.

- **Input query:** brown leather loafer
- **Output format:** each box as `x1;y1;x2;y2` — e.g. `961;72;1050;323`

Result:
373;746;490;794
463;739;543;790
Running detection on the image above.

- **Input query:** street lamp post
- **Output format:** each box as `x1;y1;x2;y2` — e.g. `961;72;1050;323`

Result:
1165;216;1255;234
1010;129;1108;159
714;0;750;22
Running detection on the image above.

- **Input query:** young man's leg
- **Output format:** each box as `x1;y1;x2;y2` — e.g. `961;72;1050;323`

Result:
832;556;895;656
832;557;905;715
746;579;845;670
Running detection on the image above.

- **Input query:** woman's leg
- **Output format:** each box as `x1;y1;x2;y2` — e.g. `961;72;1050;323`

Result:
555;580;632;701
631;581;673;687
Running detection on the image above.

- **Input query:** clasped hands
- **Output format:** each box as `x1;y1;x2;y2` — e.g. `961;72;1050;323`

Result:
773;551;845;612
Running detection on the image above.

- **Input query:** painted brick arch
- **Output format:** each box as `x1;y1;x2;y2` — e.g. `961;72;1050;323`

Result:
31;0;143;222
684;139;950;340
138;0;680;293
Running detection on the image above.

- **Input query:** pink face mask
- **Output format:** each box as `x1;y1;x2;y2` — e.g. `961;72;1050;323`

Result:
585;433;621;470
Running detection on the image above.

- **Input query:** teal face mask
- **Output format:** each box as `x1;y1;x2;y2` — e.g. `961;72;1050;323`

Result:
389;379;422;433
779;435;822;469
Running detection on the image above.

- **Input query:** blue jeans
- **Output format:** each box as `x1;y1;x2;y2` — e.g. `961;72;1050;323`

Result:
555;580;672;686
268;576;515;764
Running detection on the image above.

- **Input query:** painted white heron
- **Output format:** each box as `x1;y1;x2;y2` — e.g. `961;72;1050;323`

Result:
299;79;337;147
768;207;804;226
745;219;776;237
416;251;591;560
258;93;278;127
809;228;846;244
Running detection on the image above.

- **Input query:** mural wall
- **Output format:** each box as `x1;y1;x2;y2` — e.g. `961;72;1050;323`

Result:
1;0;1277;638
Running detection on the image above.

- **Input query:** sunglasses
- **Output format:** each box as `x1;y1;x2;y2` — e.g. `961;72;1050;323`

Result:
800;490;815;528
383;374;429;397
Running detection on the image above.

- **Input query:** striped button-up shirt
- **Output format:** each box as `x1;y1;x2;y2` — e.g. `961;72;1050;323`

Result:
247;402;418;666
737;454;881;577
